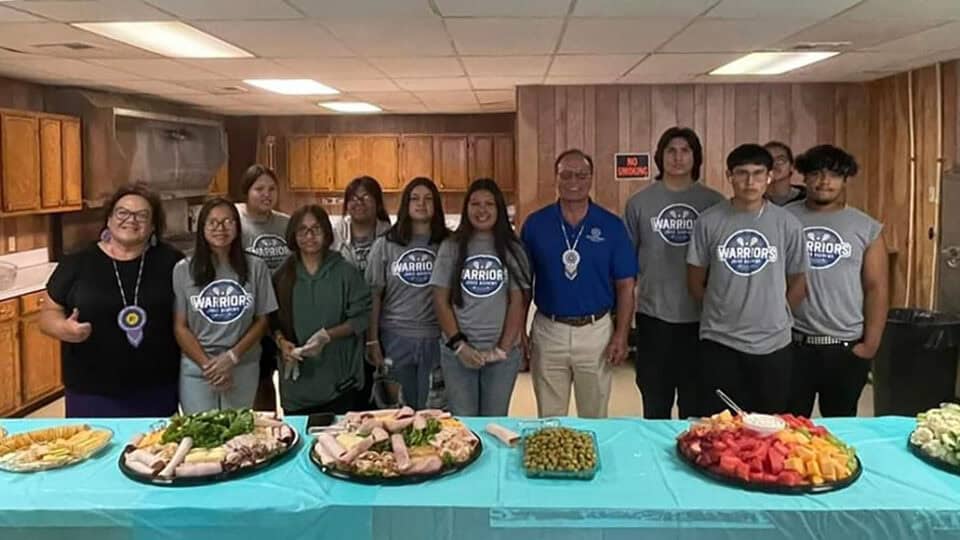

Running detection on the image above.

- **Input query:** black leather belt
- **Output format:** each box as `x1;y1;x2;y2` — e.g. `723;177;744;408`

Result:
543;310;610;327
792;331;857;347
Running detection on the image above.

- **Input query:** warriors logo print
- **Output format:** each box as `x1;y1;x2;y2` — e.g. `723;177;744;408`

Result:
460;255;505;298
650;204;699;246
190;279;253;324
804;226;852;270
392;248;435;287
717;229;778;276
249;234;289;269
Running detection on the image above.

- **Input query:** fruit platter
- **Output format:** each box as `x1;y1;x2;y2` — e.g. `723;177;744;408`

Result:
909;402;960;474
521;426;599;480
0;424;113;472
677;411;861;493
119;409;299;486
311;406;482;484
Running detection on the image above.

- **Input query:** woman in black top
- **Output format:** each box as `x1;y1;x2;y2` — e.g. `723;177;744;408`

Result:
41;184;184;418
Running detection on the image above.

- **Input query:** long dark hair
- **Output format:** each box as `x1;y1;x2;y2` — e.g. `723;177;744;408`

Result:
103;182;166;239
277;204;335;288
191;197;249;287
449;179;528;308
385;177;448;246
342;176;389;223
654;127;703;181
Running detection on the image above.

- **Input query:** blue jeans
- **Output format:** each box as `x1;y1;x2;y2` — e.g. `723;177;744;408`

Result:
440;345;520;416
381;329;440;410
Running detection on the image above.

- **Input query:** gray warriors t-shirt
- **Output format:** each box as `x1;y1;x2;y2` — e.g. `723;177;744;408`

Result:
366;235;440;338
786;202;883;340
624;181;726;323
173;255;279;366
429;235;532;349
687;201;808;355
238;205;290;271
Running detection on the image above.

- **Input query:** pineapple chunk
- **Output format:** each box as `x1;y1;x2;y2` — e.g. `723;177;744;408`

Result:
784;457;806;474
806;459;822;478
811;475;825;485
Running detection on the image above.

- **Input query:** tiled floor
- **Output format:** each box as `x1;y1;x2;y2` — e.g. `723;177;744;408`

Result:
27;364;875;419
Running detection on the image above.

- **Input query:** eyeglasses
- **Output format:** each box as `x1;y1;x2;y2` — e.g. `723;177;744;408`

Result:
347;193;372;205
558;170;592;181
205;217;236;231
772;156;791;166
731;170;770;184
296;225;323;238
113;207;151;224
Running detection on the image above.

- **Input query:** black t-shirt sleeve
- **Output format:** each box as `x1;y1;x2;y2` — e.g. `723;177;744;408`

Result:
46;248;86;308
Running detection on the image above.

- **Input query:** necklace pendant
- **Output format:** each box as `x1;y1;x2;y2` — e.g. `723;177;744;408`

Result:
118;305;147;348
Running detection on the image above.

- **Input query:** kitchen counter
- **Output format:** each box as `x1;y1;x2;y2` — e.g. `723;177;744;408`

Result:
0;249;56;302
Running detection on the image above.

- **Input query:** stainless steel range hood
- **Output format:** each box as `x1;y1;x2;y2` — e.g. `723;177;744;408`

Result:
46;89;226;207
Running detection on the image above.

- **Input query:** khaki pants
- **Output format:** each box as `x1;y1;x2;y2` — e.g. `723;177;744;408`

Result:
530;312;613;418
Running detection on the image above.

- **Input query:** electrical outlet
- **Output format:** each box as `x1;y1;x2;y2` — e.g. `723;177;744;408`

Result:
6;235;14;252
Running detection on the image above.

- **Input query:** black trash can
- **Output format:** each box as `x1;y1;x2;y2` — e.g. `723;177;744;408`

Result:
873;308;960;416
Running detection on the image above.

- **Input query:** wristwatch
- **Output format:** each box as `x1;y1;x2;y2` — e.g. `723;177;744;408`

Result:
445;332;468;351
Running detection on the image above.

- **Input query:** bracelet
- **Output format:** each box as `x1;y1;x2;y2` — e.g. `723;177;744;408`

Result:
365;340;379;346
226;350;238;365
446;332;467;351
454;342;465;354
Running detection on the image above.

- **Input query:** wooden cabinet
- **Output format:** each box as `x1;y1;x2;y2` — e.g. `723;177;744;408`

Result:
400;135;434;187
283;132;513;193
309;136;334;190
0;320;19;416
19;315;61;404
62;118;82;207
1;113;41;213
209;162;229;196
364;136;400;190
0;293;64;418
0;109;82;216
40;117;63;209
435;136;469;191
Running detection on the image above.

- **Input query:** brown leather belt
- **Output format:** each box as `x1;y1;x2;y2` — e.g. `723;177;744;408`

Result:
544;310;610;327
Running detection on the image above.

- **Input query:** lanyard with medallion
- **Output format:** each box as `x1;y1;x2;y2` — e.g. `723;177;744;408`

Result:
559;215;586;281
113;249;147;348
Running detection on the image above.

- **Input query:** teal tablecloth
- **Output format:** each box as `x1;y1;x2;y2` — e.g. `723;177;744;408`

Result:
0;416;957;540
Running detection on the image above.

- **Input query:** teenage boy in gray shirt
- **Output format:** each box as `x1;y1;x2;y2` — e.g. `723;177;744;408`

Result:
687;144;808;415
785;145;887;417
623;127;724;419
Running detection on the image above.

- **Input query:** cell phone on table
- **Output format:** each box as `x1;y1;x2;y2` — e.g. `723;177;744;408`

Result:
306;412;336;434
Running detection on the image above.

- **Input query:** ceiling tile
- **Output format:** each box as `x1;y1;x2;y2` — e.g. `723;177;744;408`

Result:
574;0;715;18
560;18;691;53
475;89;514;103
780;18;945;50
0;22;160;58
287;0;435;17
622;53;738;77
321;18;453;56
706;0;859;19
143;0;303;20
182;59;296;79
103;79;206;95
549;54;643;76
168;93;241;106
662;18;818;52
84;59;223;80
328;78;400;91
197;20;352;57
543;75;618;84
470;76;542;89
175;79;260;94
839;0;960;21
435;0;571;17
788;51;931;76
349;91;423;105
367;56;463;77
0;6;42;22
445;18;563;55
0;56;145;79
6;0;174;22
396;77;471;91
865;21;960;52
461;55;549;77
415;90;478;105
272;58;382;78
618;73;695;83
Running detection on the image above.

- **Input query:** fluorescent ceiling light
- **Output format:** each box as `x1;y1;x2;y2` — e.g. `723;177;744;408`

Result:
710;52;838;75
319;102;382;113
244;79;339;95
72;21;251;58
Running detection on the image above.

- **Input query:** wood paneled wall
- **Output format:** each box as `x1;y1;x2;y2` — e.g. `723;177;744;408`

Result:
228;114;516;216
516;83;863;219
0;77;49;255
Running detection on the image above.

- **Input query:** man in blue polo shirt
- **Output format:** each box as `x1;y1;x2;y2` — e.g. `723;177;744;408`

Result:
521;149;637;418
